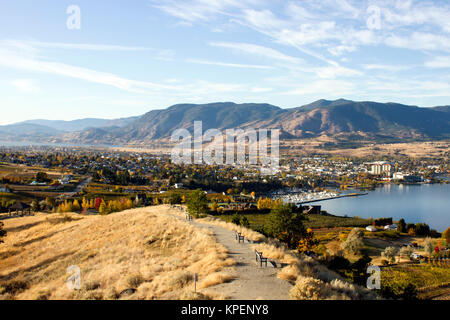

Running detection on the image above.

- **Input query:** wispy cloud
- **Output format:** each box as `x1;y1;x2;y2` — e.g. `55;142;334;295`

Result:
10;79;40;93
209;41;303;64
21;41;154;51
424;56;450;68
0;47;174;94
0;42;249;97
186;58;273;69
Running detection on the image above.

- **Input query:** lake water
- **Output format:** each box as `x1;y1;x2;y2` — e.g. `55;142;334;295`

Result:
313;183;450;232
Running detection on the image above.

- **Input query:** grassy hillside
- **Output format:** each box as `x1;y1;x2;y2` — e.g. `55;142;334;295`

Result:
0;206;234;300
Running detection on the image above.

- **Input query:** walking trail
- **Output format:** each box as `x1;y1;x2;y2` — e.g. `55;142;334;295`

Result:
166;206;293;300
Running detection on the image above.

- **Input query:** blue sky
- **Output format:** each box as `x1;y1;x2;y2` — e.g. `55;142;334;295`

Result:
1;0;450;124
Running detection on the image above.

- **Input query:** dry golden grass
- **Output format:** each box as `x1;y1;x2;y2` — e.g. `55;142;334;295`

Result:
252;239;377;300
0;206;235;300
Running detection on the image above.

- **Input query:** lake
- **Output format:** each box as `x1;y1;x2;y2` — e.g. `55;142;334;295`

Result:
312;183;450;232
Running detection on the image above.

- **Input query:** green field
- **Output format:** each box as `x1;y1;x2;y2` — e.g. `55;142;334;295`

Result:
215;212;371;231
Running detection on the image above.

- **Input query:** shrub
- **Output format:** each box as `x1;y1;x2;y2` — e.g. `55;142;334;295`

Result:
83;281;101;291
399;246;414;260
382;247;398;264
127;274;144;288
169;271;193;289
0;280;29;295
0;221;6;243
168;191;182;205
327;256;350;270
231;214;241;226
289;277;331;300
241;216;250;229
341;228;364;255
423;237;435;258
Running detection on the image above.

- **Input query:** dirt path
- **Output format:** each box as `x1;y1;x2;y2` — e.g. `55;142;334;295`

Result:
165;207;292;300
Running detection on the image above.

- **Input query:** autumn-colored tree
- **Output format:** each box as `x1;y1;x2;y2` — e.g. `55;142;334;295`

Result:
210;201;218;212
125;198;134;209
94;198;103;211
72;199;81;212
257;197;283;210
99;201;108;215
298;228;319;253
442;227;450;244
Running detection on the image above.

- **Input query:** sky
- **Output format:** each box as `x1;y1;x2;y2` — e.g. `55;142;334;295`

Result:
0;0;450;125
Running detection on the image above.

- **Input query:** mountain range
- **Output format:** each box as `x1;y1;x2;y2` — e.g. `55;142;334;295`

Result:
1;99;449;145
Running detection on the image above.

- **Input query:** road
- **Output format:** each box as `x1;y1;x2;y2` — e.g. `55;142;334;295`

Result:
61;177;92;198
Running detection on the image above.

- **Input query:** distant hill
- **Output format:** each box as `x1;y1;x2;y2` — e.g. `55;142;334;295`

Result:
17;116;139;132
432;106;450;113
272;100;450;139
1;100;449;145
0;123;62;138
117;102;286;142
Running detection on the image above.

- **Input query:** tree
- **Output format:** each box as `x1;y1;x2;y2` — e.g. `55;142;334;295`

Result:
210;201;218;213
232;214;241;226
99;202;108;215
35;172;48;183
168;191;182;205
241;216;250;229
298;228;319;253
423;237;434;260
398;218;406;233
266;203;306;249
72;199;81;212
442;227;450;244
341;228;364;255
31;200;40;212
186;189;209;218
382;246;398;264
46;197;56;210
414;223;431;236
399;246;414;261
0;222;6;243
94;198;103;211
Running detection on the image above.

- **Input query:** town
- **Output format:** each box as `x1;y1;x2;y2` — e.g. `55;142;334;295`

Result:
0;145;449;300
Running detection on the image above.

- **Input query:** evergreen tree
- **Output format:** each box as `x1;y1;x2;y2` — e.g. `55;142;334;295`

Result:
186;189;209;218
266;203;306;249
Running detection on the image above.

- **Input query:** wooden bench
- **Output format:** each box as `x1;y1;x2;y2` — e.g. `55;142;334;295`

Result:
235;231;245;243
185;213;193;221
255;249;268;267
